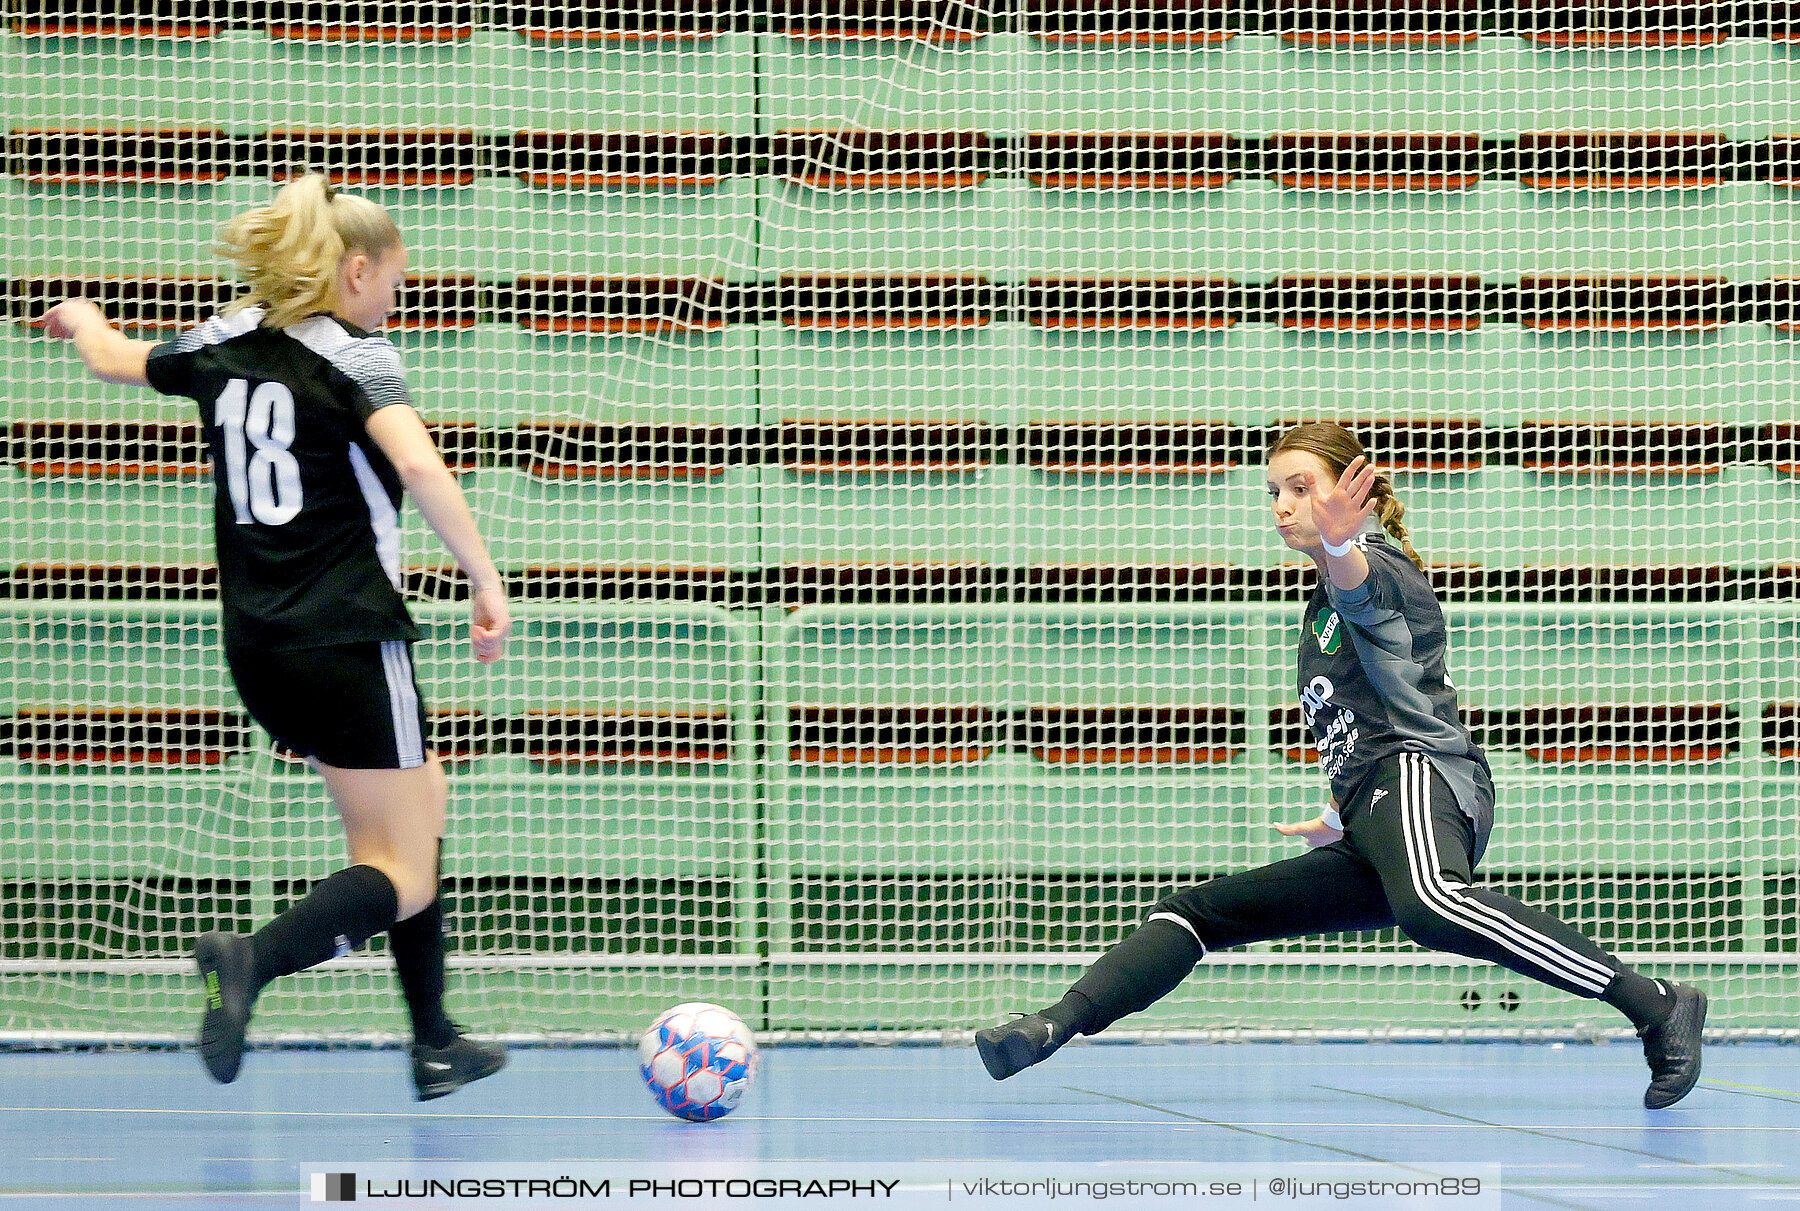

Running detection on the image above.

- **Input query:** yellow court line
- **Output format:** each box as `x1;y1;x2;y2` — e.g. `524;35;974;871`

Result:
1702;1078;1800;1099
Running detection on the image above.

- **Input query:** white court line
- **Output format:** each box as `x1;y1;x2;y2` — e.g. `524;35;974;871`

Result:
0;1105;1249;1125
1640;1163;1793;1170
1554;1196;1655;1202
0;1195;288;1203
4;1058;1779;1081
1540;1188;1791;1194
0;1105;1796;1132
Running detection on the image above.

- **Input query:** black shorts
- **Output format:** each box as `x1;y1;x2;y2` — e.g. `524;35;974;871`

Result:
226;640;429;770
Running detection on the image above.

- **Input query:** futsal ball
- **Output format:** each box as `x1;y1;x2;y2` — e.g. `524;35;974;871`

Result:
638;1002;758;1122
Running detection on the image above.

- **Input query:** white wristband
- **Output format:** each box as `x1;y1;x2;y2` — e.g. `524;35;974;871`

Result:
1322;534;1358;558
1320;807;1344;830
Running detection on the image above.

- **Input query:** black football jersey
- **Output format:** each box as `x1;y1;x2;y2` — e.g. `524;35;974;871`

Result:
1297;527;1494;831
145;307;419;652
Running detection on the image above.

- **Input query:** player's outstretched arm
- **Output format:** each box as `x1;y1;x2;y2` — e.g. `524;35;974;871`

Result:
40;300;155;386
364;403;511;664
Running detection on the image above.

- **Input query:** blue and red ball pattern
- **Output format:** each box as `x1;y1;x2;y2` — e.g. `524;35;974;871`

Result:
638;1002;759;1122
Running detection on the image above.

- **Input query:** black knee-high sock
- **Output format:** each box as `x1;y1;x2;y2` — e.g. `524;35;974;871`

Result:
1054;918;1206;1037
250;865;399;995
388;844;456;1050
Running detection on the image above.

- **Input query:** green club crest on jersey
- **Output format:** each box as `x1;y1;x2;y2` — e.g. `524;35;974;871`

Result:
1314;611;1343;655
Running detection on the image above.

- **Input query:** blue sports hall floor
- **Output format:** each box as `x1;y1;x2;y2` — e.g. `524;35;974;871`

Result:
1;1042;1796;1209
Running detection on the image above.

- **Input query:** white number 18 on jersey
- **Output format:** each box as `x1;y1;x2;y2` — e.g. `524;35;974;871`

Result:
215;377;303;526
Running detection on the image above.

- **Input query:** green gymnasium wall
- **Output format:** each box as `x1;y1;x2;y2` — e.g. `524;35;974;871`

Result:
1;6;1798;1039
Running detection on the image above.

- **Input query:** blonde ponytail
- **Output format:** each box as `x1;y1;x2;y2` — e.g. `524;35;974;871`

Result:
218;173;400;329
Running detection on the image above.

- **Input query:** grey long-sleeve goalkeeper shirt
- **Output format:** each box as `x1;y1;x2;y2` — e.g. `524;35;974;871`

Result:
1297;526;1496;841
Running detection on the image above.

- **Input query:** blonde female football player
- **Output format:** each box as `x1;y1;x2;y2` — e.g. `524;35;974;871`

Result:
975;421;1706;1109
44;173;509;1100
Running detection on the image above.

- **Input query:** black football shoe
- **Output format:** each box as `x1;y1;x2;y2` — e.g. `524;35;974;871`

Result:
974;1013;1067;1081
193;932;255;1084
1640;983;1706;1110
411;1028;507;1101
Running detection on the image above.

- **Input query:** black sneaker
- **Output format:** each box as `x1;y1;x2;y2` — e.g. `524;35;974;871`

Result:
193;932;255;1084
1640;983;1706;1110
974;1013;1065;1081
411;1028;507;1101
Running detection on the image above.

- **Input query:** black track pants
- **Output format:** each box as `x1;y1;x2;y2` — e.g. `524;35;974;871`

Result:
1080;752;1623;1033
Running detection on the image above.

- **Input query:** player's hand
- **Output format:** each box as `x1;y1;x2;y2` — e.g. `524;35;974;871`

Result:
1309;455;1379;554
1273;816;1344;848
39;299;107;340
470;585;510;664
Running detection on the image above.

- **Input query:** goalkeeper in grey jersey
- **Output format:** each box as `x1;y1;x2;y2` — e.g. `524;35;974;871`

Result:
975;421;1706;1110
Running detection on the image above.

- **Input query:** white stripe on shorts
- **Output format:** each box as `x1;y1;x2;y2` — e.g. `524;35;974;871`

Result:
380;640;425;769
1397;753;1612;994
